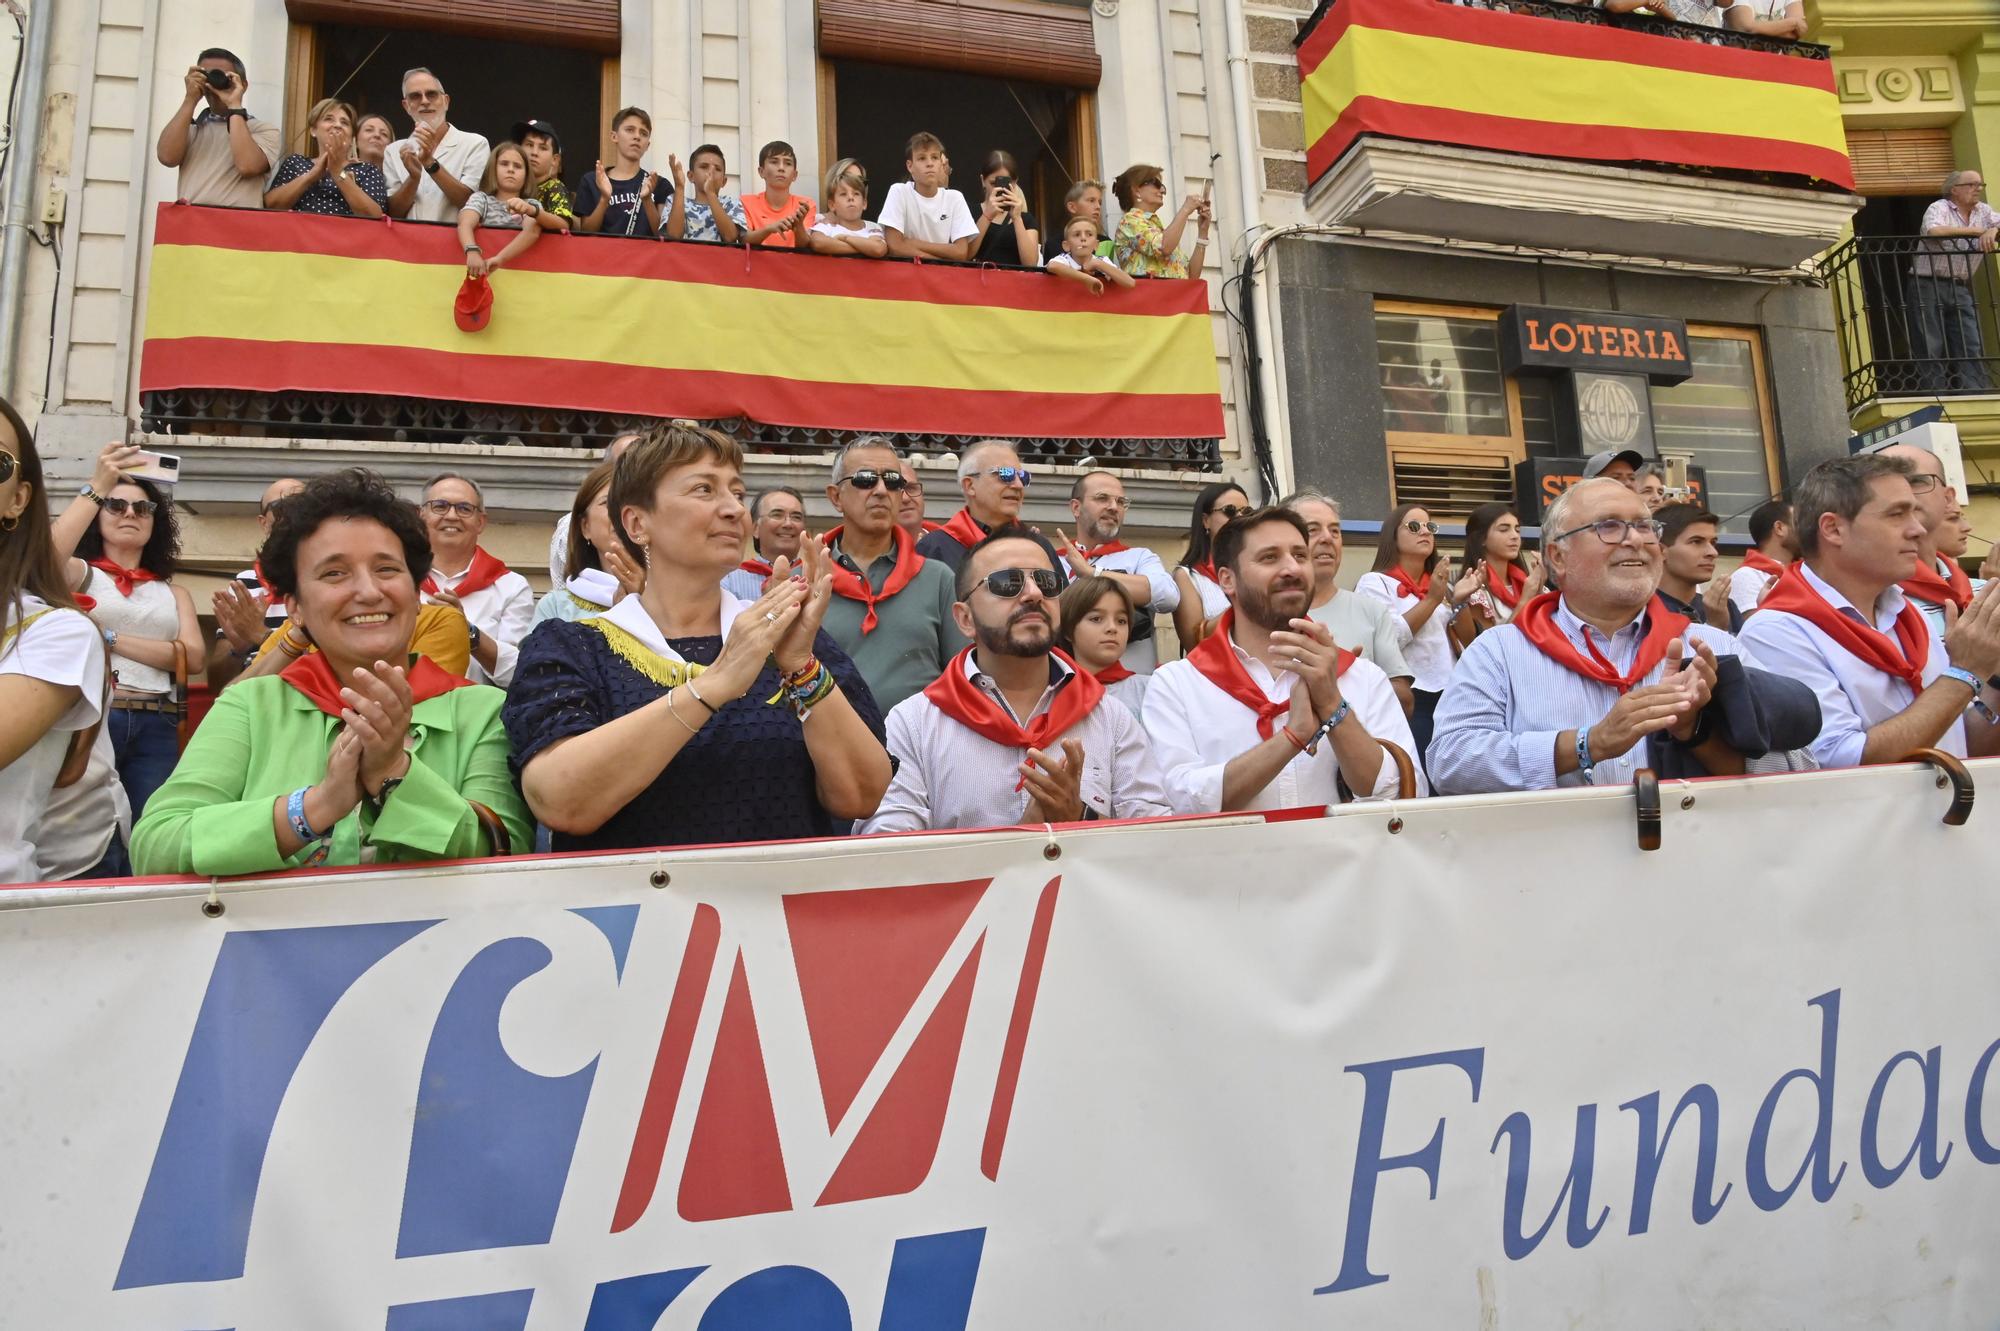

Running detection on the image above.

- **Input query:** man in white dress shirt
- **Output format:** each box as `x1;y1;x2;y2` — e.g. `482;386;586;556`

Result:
1728;498;1798;618
1053;471;1178;673
1738;453;2000;768
861;528;1169;832
420;473;534;687
1145;507;1421;812
383;67;491;224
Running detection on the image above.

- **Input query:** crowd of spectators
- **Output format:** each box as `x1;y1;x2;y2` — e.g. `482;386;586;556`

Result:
8;393;2000;886
158;51;1214;296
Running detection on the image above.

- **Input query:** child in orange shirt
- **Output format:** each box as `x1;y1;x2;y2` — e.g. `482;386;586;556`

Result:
742;140;817;247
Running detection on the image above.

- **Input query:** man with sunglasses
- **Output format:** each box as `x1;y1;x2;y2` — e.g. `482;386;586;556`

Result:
1431;478;1811;793
207;475;306;689
860;528;1169;832
896;458;943;540
419;473;533;686
1739;454;2000;768
817;440;966;713
1145;508;1421;812
383;67;490;224
915;440;1067;584
1056;471;1178;674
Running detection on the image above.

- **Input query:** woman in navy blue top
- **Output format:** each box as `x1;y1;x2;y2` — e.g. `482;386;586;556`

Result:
505;423;889;850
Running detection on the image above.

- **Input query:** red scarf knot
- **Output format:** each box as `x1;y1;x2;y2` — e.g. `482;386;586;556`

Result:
423;546;511;599
1094;661;1136;684
88;559;161;600
1759;564;1931;693
1488;561;1529;609
1386;564;1432;602
279;650;473;719
1740;549;1788;578
1080;539;1130;562
1185;609;1355;739
939;508;990;551
1511;592;1689;695
923;647;1103;787
1900;557;1973;613
824;525;923;634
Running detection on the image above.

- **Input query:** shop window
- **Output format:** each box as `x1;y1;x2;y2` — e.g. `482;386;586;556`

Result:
1374;303;1528;520
1649;328;1781;537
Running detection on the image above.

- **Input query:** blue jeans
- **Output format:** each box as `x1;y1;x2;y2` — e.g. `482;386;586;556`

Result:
107;707;179;821
1907;275;1992;392
74;834;130;880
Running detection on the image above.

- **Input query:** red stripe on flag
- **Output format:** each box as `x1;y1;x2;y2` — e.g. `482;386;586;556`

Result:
1306;96;1853;190
982;876;1061;1182
1301;0;1835;91
140;336;1230;440
151;204;1212;318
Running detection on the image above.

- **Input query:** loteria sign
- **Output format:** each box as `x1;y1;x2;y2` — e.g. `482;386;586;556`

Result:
1499;304;1694;385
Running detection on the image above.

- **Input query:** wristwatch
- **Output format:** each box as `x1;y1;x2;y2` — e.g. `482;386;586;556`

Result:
423;159;442;176
468;624;482;652
225;108;248;121
101;627;118;650
365;775;404;817
78;483;105;505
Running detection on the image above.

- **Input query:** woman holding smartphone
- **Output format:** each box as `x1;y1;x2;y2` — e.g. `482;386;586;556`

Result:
51;442;206;818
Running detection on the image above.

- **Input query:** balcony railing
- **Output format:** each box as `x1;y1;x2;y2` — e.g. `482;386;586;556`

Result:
138;204;1225;472
1825;235;2000;411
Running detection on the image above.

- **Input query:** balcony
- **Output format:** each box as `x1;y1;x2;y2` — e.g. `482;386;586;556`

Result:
137;204;1225;474
1294;0;1861;268
1826;235;2000;413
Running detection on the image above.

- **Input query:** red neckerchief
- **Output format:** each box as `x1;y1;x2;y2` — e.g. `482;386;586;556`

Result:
88;559;160;600
1759;564;1930;693
1094;661;1136;684
279;651;473;719
1081;539;1131;560
1900;557;1973;613
253;558;279;602
939;508;989;551
1740;549;1787;577
1385;564;1431;601
1488;561;1528;609
1511;592;1688;695
1185;609;1355;739
923;647;1103;776
823;525;923;634
738;556;774;578
423;546;511;598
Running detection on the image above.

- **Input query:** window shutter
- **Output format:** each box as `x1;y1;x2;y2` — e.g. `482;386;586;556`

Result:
1843;128;1956;197
285;0;620;55
817;0;1101;88
1387;443;1518;522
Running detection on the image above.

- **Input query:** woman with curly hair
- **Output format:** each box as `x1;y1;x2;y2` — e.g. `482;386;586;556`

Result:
51;442;205;817
131;468;531;876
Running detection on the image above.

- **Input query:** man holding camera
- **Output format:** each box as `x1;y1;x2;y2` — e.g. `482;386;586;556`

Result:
155;49;280;209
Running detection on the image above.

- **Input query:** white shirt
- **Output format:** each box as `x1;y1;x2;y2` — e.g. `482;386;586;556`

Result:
1143;630;1422;813
810;217;884;242
1354;571;1454;692
1061;544;1180;673
83;567;180;694
1185;566;1230;621
384;124;492;224
1;599;108;886
36;725;129;881
1910;561;1988;639
548;513;573;586
427;553;534;687
1915;197;2000;281
861;652;1171;832
1728;561;1780;616
1736;563;1964;769
877;181;978;246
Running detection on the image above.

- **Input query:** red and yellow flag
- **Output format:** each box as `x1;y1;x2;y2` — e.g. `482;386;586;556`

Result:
1298;0;1851;191
140;205;1225;440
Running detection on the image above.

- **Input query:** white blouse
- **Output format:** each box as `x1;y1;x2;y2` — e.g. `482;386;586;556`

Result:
84;566;179;693
1185;567;1230;620
1;597;108;886
1354;570;1456;693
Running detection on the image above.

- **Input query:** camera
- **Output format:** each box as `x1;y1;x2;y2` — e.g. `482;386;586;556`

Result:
204;67;233;91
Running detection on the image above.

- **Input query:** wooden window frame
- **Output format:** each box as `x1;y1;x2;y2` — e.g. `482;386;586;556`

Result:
1374;298;1529;460
1656;322;1784;499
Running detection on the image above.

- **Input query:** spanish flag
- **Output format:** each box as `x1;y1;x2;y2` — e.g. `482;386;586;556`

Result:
140;204;1225;441
1299;0;1851;192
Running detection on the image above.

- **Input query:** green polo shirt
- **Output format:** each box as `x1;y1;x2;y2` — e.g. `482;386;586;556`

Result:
820;539;968;714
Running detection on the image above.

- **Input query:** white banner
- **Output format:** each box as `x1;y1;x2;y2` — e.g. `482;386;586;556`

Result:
2;762;1998;1328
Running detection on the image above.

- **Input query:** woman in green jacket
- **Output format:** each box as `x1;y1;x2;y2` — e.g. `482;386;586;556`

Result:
132;469;531;876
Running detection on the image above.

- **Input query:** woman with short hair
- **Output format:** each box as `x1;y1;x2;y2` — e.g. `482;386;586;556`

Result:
263;97;388;218
1111;162;1210;279
131;469;531;876
505;422;890;849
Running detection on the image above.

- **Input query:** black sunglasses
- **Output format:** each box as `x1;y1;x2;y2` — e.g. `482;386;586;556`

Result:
839;469;909;492
0;452;13;483
971;567;1062;600
1401;519;1440;534
101;496;159;518
1213;503;1253;519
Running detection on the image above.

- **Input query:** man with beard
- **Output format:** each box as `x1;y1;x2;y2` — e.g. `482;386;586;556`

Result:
1054;470;1178;673
859;528;1169;832
1430;478;1805;793
1144;507;1420;811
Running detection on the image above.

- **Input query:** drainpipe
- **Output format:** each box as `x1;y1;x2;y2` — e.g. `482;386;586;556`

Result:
0;0;52;404
1221;0;1287;498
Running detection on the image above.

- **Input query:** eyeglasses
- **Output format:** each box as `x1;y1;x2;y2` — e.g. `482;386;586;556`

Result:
422;499;482;517
1552;517;1665;545
979;466;1032;488
405;89;444;102
1088;493;1129;509
1214;503;1253;519
839;469;909;492
100;496;158;518
1401;519;1441;534
1907;474;1943;494
971;567;1062;600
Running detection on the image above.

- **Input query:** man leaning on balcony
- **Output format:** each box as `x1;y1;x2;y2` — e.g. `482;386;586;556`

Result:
155;49;280;210
1910;169;1998;394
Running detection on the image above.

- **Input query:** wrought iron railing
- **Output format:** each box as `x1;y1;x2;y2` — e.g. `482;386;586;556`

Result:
1824;234;2000;410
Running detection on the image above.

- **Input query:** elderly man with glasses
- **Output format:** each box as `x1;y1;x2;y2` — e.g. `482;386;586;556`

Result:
815;438;967;713
1909;169;1998;392
419;472;533;686
915;438;1067;583
859;526;1169;832
383;67;490;223
1429;477;1816;793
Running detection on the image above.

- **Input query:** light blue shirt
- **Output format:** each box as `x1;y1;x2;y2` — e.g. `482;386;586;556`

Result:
1429;597;1736;795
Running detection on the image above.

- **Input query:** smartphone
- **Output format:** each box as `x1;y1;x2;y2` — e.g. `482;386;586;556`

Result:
1662;456;1689;491
122;450;181;485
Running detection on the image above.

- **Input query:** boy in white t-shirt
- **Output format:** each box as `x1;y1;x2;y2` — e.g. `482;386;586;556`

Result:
1045;216;1134;296
801;156;889;258
878;131;978;261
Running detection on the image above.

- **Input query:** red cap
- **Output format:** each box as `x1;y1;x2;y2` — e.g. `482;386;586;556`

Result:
454;275;493;332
